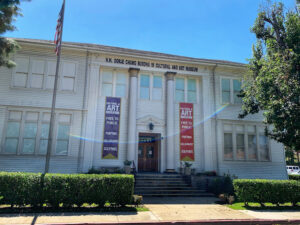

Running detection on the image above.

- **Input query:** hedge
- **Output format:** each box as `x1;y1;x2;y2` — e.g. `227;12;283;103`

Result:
0;172;134;207
289;175;300;181
233;179;300;206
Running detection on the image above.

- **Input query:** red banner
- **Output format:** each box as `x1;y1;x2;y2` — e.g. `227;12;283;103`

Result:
179;103;194;161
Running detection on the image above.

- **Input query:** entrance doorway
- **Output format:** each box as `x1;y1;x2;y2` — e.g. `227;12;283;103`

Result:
138;133;160;172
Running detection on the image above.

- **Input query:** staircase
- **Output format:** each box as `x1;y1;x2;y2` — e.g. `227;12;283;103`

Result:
134;173;214;197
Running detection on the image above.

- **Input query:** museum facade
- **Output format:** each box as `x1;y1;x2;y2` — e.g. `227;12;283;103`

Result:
0;38;287;179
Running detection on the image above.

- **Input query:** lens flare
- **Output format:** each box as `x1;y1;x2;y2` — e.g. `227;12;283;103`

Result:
69;104;229;144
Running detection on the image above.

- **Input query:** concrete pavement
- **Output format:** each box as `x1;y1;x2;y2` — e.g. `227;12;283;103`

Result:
0;197;300;224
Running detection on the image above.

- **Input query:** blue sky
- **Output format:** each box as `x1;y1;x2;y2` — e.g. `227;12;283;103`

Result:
5;0;297;63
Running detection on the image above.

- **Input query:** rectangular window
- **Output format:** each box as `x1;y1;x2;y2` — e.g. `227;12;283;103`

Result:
140;74;150;99
102;71;113;97
259;135;269;161
115;72;127;97
61;62;76;91
2;110;71;156
236;134;245;160
175;78;185;102
39;113;50;155
152;76;162;100
221;78;230;104
5;111;22;153
187;79;196;103
46;61;56;89
224;133;233;160
55;114;71;155
22;112;38;154
30;60;45;89
13;57;29;87
233;79;242;104
248;134;257;160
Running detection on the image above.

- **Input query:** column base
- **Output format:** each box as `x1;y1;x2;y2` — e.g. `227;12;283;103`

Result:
165;169;177;173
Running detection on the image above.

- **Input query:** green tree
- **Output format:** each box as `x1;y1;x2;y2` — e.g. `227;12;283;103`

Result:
0;0;25;68
239;1;300;151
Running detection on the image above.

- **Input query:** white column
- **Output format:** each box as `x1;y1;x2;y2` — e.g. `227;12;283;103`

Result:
82;62;100;172
202;75;214;171
127;68;139;163
165;71;176;172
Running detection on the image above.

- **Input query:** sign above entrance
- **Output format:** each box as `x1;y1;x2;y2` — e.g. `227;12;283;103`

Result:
102;97;121;159
179;103;194;161
105;57;198;72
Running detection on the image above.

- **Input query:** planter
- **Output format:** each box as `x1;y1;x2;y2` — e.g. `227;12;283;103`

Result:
124;166;131;174
179;167;184;174
184;167;191;176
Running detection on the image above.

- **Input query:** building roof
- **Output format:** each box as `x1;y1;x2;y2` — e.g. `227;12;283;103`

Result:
12;38;246;68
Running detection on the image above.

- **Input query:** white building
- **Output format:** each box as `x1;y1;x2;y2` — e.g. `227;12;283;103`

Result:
0;38;287;179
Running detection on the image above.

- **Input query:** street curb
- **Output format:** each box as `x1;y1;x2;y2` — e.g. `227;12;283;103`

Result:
40;219;300;225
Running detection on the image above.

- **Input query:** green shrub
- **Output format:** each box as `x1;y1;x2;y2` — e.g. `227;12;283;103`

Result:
233;179;300;206
0;172;42;207
208;174;234;196
0;172;134;208
289;175;300;181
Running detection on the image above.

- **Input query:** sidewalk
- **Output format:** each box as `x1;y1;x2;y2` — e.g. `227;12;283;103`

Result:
0;197;300;224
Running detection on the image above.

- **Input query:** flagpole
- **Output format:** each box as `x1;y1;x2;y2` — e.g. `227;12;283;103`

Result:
44;0;66;174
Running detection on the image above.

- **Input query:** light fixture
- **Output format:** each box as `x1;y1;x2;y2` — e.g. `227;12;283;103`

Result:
149;122;154;131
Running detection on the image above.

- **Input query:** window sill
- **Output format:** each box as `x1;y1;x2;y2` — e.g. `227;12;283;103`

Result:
0;153;69;157
10;86;77;94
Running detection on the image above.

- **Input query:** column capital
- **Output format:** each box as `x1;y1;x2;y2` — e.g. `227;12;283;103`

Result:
165;71;176;81
128;67;140;77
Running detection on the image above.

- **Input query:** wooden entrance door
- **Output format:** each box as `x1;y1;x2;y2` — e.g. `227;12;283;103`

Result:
138;134;159;172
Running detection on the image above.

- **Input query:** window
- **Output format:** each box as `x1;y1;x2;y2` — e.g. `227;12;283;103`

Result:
12;57;77;91
221;78;242;104
61;62;76;91
223;123;270;161
224;133;233;160
175;77;198;103
101;70;128;98
187;79;196;103
22;112;38;154
46;61;56;89
221;79;230;104
233;80;242;104
140;74;150;99
30;60;45;89
259;127;269;161
175;78;185;102
236;125;245;160
56;114;71;155
39;113;50;154
2;110;71;155
152;76;162;100
4;111;22;153
102;71;113;96
13;57;29;87
116;72;127;97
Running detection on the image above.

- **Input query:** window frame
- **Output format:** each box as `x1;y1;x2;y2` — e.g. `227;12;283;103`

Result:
175;76;199;104
138;72;164;101
100;69;128;98
1;109;73;156
222;122;271;162
220;77;243;105
11;55;78;93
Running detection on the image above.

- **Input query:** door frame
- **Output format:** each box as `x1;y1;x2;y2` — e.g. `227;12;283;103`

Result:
138;132;161;172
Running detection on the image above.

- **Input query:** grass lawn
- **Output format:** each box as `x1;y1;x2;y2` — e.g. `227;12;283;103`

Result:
227;202;300;211
0;203;149;214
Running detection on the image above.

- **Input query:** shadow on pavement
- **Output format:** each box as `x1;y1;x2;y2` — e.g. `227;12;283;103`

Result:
143;196;218;204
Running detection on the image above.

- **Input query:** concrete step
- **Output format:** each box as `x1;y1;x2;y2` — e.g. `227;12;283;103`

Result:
138;193;215;197
135;186;201;190
135;190;204;193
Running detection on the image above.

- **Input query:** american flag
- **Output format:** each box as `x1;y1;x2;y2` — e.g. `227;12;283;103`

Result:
54;1;65;55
